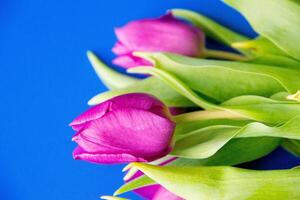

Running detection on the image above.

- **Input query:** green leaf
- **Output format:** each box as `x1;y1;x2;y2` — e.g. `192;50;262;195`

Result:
134;52;300;101
128;66;217;110
87;51;140;90
282;139;300;157
172;137;280;167
171;9;252;56
224;0;300;60
172;116;300;159
100;196;129;200
88;76;195;107
115;137;280;195
232;36;288;57
222;95;300;124
246;54;300;70
127;163;300;200
129;63;300;124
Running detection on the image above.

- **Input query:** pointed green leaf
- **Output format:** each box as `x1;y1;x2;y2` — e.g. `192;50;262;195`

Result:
88;76;194;107
129;63;300;124
134;52;300;101
247;54;300;70
172;116;300;159
232;36;288;57
115;137;280;195
100;196;128;200
222;95;300;124
224;0;300;60
87;51;139;90
172;9;252;56
282;139;300;157
129;163;300;200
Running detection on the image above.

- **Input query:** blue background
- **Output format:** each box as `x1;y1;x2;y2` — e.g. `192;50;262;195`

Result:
1;0;300;199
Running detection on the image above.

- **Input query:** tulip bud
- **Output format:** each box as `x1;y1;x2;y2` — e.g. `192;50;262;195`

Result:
70;93;175;164
112;13;204;68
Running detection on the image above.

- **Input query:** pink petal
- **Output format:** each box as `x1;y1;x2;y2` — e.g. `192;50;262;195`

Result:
152;186;184;200
80;108;175;161
70;93;170;130
112;42;131;55
108;93;171;119
69;101;110;131
73;147;146;164
114;14;204;57
112;54;152;68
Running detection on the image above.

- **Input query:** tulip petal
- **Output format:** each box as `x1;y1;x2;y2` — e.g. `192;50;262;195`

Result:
112;42;131;55
80;108;174;161
73;147;146;164
114;14;203;57
70;93;170;130
108;93;171;119
112;55;152;68
69;101;110;131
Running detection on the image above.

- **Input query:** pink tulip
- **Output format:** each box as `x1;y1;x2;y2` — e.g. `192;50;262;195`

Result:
70;93;175;164
112;13;204;68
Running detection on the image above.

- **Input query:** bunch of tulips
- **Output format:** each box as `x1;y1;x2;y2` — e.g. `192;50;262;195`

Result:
70;0;300;199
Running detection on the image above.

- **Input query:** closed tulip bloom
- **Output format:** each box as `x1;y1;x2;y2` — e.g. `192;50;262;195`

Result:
112;13;204;68
70;93;175;164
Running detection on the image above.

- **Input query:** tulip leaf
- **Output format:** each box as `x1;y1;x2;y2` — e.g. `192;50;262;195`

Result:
128;66;217;110
126;163;300;200
246;54;300;70
87;51;140;90
129;64;300;124
101;196;129;200
172;137;280;167
172;115;300;159
115;137;280;196
282;139;300;158
232;36;288;57
172;9;252;56
222;95;300;124
88;76;195;107
134;52;300;101
224;0;300;60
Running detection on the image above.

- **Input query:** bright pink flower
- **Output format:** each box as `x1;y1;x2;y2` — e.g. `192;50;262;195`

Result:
112;13;204;68
70;93;175;164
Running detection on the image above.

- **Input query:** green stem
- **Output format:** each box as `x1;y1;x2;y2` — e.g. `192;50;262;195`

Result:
173;109;246;123
202;49;248;61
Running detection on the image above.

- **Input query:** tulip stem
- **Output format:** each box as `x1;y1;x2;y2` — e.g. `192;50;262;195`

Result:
202;49;249;61
173;109;246;123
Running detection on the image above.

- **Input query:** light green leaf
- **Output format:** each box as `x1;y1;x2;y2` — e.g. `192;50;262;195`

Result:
87;51;139;90
129;64;300;124
232;36;288;57
222;95;300;124
134;52;300;101
172;137;280;167
88;76;194;107
246;54;300;70
172;116;300;159
224;0;300;60
115;137;280;195
100;196;128;200
128;66;217;110
282;139;300;157
172;9;252;56
127;163;300;200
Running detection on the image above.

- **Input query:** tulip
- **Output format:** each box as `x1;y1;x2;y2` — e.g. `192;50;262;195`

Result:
70;93;175;164
112;13;205;68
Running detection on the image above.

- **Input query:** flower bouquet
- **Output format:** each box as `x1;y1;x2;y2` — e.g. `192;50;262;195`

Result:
70;0;300;199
